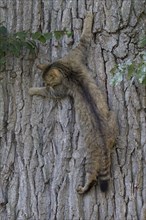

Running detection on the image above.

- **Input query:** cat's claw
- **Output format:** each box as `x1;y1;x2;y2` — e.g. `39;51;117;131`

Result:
76;185;85;194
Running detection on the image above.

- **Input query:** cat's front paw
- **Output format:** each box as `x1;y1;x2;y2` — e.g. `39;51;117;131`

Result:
76;185;85;194
28;87;37;96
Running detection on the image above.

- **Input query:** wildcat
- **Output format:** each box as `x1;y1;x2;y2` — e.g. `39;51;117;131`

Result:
29;12;118;194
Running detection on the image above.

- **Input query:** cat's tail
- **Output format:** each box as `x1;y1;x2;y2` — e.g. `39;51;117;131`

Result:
99;179;109;192
99;151;111;192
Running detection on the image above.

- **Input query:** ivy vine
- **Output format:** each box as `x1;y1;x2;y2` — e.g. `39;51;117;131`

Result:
0;26;72;68
1;26;145;85
110;37;146;85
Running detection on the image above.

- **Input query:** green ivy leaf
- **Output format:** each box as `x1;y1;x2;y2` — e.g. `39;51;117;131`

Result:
15;31;27;41
54;31;64;40
110;65;118;75
26;40;37;51
37;35;46;43
138;74;146;84
0;26;8;37
9;42;21;57
141;76;146;84
0;40;8;52
110;72;123;86
43;33;52;40
32;32;42;40
139;36;146;48
66;31;73;38
127;64;135;79
0;57;6;66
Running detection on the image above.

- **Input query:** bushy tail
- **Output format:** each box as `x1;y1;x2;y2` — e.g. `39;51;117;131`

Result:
99;180;109;192
99;151;111;192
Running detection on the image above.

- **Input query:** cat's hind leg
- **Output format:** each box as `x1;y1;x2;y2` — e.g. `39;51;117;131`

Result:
76;171;97;194
29;87;48;97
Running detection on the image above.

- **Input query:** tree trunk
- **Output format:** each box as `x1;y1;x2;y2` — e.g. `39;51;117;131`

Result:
0;0;145;220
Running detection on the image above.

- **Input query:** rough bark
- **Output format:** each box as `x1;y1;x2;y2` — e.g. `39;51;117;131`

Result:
0;0;146;220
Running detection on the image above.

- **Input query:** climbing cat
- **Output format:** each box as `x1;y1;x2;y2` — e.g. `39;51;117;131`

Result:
29;12;118;194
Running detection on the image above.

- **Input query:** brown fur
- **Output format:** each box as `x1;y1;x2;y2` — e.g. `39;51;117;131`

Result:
29;12;118;194
140;203;146;220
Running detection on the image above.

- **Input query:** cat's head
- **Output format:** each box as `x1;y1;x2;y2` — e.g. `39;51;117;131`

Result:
37;63;63;87
37;62;71;98
43;68;64;87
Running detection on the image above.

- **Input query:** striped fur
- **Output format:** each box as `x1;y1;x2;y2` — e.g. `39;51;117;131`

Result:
29;12;118;194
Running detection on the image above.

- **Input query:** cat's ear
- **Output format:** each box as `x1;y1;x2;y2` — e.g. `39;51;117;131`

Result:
37;64;49;71
52;69;62;78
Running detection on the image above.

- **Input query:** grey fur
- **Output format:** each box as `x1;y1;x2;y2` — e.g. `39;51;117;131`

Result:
29;12;118;194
